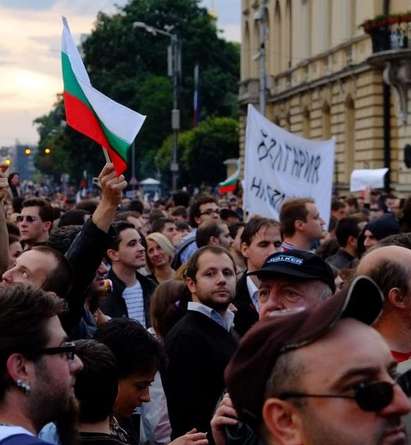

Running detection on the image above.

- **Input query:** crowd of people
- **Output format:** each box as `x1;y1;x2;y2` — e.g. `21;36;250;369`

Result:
1;164;411;445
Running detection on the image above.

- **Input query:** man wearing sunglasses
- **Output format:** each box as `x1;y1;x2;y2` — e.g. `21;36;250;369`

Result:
226;276;411;445
17;198;54;248
0;284;83;445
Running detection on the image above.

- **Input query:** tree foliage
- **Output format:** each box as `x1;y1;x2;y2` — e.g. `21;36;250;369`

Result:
34;0;240;185
156;117;238;187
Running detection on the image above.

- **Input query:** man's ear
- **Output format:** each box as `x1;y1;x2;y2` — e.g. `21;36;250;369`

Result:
209;236;219;247
44;221;52;232
6;353;32;384
240;242;249;259
185;276;197;296
262;398;303;445
387;287;407;308
347;235;358;249
294;219;305;232
106;248;119;263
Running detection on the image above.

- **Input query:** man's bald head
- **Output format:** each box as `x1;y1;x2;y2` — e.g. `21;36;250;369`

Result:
357;246;411;314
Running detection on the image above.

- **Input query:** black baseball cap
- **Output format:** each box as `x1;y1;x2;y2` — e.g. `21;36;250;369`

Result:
225;275;384;428
248;249;336;293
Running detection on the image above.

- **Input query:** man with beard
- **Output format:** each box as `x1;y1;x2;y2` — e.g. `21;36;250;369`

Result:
164;246;238;438
0;284;83;445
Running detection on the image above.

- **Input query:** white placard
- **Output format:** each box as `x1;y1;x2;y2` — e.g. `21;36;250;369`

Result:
244;105;336;224
350;169;388;192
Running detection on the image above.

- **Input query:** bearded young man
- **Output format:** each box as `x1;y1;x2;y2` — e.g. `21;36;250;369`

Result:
164;246;238;439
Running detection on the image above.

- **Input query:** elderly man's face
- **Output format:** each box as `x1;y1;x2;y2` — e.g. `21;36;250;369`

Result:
258;277;331;319
263;319;411;445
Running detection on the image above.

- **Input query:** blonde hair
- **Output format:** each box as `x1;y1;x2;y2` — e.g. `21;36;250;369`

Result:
146;232;175;267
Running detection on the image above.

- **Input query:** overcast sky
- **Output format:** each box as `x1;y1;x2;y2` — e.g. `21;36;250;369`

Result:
0;0;240;147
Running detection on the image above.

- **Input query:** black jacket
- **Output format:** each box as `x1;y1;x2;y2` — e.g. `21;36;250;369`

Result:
233;272;259;337
63;219;114;337
101;268;156;327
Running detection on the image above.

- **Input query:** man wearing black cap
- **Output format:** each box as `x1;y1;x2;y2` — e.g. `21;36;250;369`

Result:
225;277;411;445
253;250;335;319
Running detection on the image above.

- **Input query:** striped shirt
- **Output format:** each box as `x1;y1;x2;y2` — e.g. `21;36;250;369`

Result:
122;281;146;327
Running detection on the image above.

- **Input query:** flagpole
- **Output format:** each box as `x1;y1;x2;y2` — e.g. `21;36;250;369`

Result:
102;147;111;164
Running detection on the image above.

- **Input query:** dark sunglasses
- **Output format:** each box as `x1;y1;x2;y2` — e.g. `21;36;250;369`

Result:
39;342;77;361
279;379;410;412
16;215;39;223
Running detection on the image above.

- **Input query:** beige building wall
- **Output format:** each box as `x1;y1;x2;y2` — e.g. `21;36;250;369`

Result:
240;0;411;193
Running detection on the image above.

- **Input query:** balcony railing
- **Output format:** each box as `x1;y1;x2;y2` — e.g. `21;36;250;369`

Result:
362;14;411;53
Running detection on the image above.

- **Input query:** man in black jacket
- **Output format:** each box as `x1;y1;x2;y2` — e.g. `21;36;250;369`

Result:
165;246;238;439
101;221;155;327
234;216;281;336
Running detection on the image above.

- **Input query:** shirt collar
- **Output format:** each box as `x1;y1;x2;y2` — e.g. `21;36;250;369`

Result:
188;301;235;331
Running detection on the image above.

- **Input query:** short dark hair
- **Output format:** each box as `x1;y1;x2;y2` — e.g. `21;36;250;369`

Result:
170;206;188;219
0;284;66;400
74;339;118;423
335;217;360;248
31;245;73;298
331;200;346;212
22;198;54;223
185;246;236;281
280;198;314;237
115;211;142;223
47;225;82;255
108;221;136;251
150;280;191;339
220;209;240;223
189;195;218;228
173;191;191;207
228;222;245;240
94;318;163;379
176;221;190;232
127;199;144;215
241;216;279;246
57;210;89;227
376;233;411;250
151;218;175;234
76;199;98;214
196;222;225;248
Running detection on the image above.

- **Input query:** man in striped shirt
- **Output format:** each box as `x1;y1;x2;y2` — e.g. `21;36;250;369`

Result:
102;222;155;326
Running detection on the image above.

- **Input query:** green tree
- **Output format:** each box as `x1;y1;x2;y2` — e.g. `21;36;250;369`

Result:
156;117;238;187
34;0;240;184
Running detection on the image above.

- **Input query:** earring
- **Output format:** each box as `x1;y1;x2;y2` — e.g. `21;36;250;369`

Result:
16;379;31;394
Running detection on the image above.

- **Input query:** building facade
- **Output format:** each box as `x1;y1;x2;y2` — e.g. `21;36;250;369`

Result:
240;0;411;193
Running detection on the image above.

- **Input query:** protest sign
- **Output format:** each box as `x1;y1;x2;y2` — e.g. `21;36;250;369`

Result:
244;105;335;224
350;168;388;192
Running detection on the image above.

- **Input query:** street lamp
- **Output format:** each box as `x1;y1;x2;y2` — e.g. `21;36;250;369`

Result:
254;0;268;115
133;21;181;192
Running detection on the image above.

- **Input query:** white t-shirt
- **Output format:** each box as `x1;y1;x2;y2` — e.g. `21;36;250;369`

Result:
122;281;145;327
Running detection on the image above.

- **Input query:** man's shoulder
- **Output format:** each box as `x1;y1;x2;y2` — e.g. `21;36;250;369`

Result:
0;434;49;445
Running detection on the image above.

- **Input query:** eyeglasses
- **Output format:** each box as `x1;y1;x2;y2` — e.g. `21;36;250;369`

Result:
278;379;410;412
199;208;220;216
39;342;77;361
16;215;39;223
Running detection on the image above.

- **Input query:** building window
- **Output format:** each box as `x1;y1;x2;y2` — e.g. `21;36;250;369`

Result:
303;107;310;138
242;21;251;80
322;103;331;139
273;1;281;74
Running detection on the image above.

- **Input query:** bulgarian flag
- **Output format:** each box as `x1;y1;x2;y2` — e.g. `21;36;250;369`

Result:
218;171;239;194
61;17;146;175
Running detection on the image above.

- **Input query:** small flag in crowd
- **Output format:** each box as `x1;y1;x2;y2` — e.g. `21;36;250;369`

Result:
61;17;146;175
218;172;239;194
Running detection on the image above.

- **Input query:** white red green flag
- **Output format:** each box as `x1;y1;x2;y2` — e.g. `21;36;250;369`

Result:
218;172;239;194
61;17;146;175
